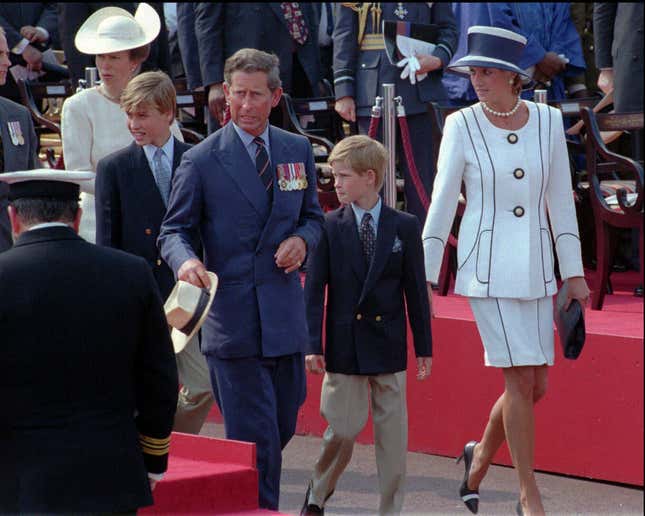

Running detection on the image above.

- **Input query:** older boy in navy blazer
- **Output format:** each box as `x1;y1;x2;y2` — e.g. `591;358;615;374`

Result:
301;135;432;516
95;71;213;435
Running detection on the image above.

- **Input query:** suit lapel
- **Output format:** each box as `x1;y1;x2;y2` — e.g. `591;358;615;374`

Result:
359;205;397;304
217;123;270;218
339;205;367;283
269;3;292;32
172;138;190;174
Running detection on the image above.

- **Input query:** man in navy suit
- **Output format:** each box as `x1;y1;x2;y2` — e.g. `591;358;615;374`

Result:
159;48;324;510
301;135;432;515
95;70;214;435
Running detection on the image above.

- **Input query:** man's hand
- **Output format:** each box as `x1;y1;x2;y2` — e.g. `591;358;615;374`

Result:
426;282;435;318
305;354;326;374
416;357;432;380
208;83;227;125
416;54;442;75
597;69;614;95
536;51;567;81
335;96;356;122
177;258;212;288
275;236;306;273
20;25;48;43
22;45;43;71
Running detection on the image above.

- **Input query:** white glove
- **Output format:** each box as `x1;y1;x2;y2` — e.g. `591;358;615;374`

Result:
397;55;427;85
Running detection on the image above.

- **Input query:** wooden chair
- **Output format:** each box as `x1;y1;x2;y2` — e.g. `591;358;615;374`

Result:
174;79;208;137
17;78;75;168
580;107;644;309
276;93;354;164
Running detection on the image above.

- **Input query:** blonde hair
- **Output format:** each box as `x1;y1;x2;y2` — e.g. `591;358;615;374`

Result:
329;135;388;189
120;70;176;115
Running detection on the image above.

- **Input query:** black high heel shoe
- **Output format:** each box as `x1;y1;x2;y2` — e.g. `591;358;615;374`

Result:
515;500;523;516
456;440;479;514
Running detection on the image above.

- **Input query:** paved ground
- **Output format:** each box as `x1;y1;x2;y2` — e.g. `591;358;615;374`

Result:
202;423;643;515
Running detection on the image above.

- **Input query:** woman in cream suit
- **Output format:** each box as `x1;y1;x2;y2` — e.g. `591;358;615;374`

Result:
422;27;590;516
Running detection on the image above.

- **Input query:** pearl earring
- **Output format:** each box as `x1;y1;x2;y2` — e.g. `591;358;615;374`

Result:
509;79;514;84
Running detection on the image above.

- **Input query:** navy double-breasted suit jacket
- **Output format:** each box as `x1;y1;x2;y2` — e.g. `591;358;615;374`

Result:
159;122;324;358
304;204;432;375
95;138;193;299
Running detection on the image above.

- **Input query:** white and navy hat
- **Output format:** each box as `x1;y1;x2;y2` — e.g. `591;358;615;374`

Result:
164;273;218;354
0;169;94;201
447;26;530;79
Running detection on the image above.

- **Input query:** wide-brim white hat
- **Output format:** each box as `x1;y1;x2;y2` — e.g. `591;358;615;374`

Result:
164;272;218;354
74;2;160;55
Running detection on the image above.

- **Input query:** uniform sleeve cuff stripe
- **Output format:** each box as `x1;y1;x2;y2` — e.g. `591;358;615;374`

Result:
334;76;355;84
438;43;453;60
139;434;171;445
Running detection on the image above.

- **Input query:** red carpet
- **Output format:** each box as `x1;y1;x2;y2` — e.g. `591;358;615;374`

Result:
209;270;643;486
141;433;263;514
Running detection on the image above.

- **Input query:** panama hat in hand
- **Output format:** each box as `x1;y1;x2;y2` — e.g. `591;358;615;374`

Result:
74;2;160;55
164;272;218;354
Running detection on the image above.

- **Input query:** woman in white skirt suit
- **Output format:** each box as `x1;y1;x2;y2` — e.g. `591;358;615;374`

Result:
422;27;590;516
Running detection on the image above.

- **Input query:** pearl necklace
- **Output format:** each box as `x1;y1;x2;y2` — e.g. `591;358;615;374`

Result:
481;97;522;118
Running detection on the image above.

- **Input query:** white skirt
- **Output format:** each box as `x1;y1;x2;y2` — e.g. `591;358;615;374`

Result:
468;296;554;368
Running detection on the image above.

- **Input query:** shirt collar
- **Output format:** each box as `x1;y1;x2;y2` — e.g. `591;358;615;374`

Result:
232;121;270;151
351;196;382;229
27;222;72;231
143;134;174;163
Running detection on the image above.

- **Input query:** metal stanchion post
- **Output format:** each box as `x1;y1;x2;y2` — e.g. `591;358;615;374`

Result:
382;83;397;208
534;89;547;104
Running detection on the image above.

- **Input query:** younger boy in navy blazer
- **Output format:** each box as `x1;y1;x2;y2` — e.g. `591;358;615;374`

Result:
301;135;432;516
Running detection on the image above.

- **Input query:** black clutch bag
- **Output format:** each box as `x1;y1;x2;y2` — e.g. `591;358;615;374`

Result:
554;282;586;359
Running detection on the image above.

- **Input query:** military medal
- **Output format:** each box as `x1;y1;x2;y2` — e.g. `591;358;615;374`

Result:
394;2;408;19
277;163;308;191
8;121;25;146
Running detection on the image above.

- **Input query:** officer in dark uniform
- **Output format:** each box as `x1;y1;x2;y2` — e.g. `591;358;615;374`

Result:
0;170;178;514
333;2;458;222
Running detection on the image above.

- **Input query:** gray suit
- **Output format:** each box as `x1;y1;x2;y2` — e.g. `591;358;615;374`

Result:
0;97;38;252
593;3;644;112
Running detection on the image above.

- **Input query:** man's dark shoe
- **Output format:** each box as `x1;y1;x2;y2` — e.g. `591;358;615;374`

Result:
634;284;643;297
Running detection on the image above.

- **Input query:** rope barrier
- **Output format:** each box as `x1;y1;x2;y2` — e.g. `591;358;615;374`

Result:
366;96;431;210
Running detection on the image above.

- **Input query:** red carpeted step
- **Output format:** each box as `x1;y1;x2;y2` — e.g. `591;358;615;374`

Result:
141;433;260;514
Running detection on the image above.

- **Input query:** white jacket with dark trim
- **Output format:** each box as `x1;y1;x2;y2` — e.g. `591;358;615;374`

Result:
422;101;584;299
